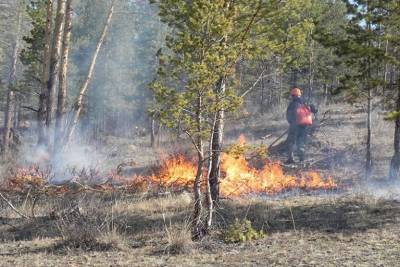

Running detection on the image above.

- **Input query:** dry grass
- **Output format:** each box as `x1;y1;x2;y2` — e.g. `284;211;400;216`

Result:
97;228;129;251
163;221;193;255
1;191;400;266
112;192;192;216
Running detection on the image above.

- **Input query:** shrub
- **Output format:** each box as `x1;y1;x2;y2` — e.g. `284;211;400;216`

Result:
57;207;100;249
223;218;265;243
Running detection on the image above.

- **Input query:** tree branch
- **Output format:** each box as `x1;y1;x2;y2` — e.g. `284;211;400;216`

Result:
22;106;39;113
0;192;29;219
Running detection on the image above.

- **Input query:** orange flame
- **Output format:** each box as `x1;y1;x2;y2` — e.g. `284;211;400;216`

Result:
2;136;337;197
140;136;337;197
149;155;196;188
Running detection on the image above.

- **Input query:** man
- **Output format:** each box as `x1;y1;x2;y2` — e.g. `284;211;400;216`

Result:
286;87;317;164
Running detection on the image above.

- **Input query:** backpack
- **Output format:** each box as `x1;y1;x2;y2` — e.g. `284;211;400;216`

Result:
295;104;313;126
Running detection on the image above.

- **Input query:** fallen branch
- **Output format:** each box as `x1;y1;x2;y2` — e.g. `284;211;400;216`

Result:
0;192;29;219
268;129;288;149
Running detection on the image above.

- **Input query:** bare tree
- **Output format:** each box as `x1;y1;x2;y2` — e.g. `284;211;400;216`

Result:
54;0;72;152
46;0;66;146
64;2;115;146
2;7;22;157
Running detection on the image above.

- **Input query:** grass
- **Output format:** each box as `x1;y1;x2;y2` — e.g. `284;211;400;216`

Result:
1;191;400;266
163;221;193;255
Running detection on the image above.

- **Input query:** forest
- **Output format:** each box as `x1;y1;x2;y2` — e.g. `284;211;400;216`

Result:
1;0;400;266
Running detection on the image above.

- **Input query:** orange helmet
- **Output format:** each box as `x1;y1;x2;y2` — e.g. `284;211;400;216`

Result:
290;87;302;97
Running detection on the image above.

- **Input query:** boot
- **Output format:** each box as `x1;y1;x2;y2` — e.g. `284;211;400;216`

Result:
299;151;305;162
286;153;295;164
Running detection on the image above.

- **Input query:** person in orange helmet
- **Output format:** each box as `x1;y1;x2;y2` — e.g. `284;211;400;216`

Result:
286;87;317;164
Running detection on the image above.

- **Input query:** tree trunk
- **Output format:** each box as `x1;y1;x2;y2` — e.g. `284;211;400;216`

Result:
365;84;372;179
3;91;16;157
209;77;225;203
308;32;314;103
150;118;156;148
205;113;218;231
260;66;265;114
54;0;72;152
192;94;204;240
324;84;328;106
383;39;389;109
389;77;400;180
3;8;22;157
365;13;373;180
64;3;114;146
46;0;66;147
38;0;53;146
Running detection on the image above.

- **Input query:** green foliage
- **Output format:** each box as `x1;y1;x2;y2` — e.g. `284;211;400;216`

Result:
223;218;265;243
20;0;46;87
384;111;400;121
317;0;387;101
225;140;268;160
150;0;252;142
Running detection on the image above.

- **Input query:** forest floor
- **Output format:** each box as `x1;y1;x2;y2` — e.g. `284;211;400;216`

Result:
1;102;400;267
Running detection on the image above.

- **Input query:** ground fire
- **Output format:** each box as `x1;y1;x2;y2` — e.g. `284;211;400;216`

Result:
1;136;337;197
147;136;337;197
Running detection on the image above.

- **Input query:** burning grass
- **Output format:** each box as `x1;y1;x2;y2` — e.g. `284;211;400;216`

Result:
0;136;337;198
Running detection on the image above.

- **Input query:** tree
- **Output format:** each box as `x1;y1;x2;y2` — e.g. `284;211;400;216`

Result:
63;1;115;146
318;0;386;180
40;0;53;146
3;2;23;157
19;0;51;146
382;1;400;180
54;0;73;151
150;0;265;238
45;0;66;148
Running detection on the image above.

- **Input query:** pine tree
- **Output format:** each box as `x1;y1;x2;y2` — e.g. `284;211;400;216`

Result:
318;0;386;180
382;1;400;180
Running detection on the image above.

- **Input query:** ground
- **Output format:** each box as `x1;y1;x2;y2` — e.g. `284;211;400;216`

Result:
1;102;399;267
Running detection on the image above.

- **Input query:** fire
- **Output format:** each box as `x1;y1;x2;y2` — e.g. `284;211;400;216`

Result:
149;155;196;189
1;136;337;197
145;136;336;197
220;152;336;196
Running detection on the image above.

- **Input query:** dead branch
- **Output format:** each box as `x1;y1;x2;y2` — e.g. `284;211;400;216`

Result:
268;129;289;149
0;192;29;219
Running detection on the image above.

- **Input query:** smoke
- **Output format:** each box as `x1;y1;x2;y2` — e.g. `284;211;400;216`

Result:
69;0;166;138
10;0;167;183
21;140;107;183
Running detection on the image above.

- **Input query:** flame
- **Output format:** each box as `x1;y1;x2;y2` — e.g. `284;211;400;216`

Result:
218;136;336;196
238;134;246;147
143;135;336;197
1;136;337;197
149;155;196;188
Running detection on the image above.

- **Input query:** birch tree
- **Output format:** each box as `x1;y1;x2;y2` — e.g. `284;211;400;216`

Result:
63;1;115;146
54;0;72;151
45;0;66;148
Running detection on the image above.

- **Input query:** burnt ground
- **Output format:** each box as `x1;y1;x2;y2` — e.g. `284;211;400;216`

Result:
1;103;400;266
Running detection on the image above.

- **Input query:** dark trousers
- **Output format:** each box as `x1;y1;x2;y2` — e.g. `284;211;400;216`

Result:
287;124;307;161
